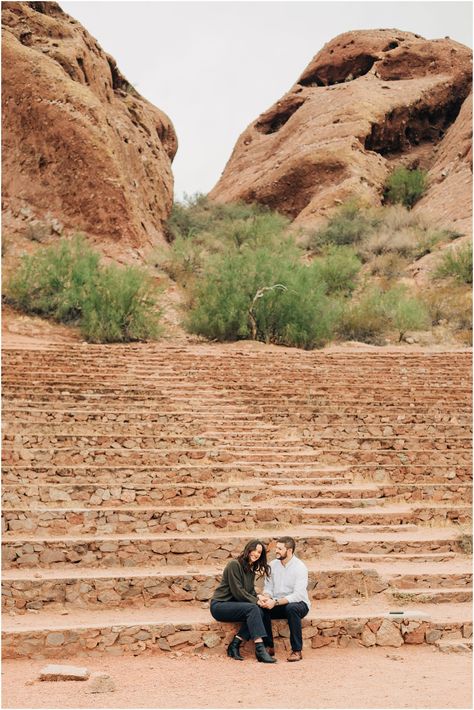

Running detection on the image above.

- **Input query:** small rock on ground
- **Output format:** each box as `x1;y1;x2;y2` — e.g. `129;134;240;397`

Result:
39;665;90;681
84;673;116;694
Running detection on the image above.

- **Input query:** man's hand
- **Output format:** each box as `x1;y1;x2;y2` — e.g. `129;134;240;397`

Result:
259;597;277;609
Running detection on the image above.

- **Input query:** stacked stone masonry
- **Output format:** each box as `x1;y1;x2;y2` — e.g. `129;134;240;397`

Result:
2;345;472;658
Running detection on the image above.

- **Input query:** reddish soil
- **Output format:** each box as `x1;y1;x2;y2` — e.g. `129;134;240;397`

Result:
2;304;468;352
2;646;471;709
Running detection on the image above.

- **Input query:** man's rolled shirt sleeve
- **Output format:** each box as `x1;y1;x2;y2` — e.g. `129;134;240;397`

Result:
285;565;309;604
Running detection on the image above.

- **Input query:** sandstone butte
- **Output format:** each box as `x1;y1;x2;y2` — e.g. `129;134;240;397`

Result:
209;29;473;241
2;1;177;263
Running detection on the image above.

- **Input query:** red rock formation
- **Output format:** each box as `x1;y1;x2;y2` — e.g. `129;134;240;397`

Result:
209;30;472;234
413;92;472;237
2;1;177;261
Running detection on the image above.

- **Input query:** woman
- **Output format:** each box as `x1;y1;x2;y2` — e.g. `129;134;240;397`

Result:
210;539;276;663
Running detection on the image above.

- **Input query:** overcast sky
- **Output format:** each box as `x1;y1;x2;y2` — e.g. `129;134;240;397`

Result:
61;1;473;200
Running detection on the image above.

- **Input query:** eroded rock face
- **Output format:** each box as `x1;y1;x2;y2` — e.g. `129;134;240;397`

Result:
209;30;472;232
2;2;177;260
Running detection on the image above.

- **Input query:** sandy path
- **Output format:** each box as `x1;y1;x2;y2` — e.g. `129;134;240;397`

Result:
2;646;472;709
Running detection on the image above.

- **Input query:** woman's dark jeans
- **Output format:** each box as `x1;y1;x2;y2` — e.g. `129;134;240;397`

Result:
210;600;267;641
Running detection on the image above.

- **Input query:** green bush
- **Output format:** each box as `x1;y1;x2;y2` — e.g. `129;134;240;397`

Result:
5;236;161;343
186;246;336;349
336;285;430;344
434;243;472;284
336;288;389;344
80;264;161;343
312;246;361;294
160;195;290;288
308;201;379;249
382;285;430;341
383;167;428;208
5;236;100;321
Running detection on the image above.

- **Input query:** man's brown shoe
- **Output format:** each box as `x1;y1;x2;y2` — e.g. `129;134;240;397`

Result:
287;650;302;662
265;647;275;657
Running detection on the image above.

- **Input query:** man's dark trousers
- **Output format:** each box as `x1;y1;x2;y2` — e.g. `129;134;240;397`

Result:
262;602;309;651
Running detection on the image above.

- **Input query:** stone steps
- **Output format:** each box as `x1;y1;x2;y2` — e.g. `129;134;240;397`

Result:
2;601;472;659
3;560;471;612
4;408;471;427
3;527;468;570
3;503;471;537
2;345;471;659
3;462;469;485
3;481;470;509
341;552;458;563
3;390;470;404
4;433;472;450
3;447;470;469
389;588;472;603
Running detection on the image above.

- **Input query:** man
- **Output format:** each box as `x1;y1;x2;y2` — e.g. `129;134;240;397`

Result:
258;536;310;662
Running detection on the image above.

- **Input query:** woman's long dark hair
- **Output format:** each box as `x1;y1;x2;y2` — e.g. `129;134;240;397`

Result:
237;539;271;577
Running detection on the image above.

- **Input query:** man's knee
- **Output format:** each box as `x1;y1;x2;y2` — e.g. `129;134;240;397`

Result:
286;603;304;617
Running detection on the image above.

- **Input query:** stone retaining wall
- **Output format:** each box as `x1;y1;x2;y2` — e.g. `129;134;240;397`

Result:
3;505;470;536
4;434;471;450
3;446;471;468
3;482;470;509
4;410;471;430
3;534;466;570
3;616;472;659
3;464;470;486
2;569;393;611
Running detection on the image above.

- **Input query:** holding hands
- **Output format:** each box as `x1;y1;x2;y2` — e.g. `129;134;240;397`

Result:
257;593;277;609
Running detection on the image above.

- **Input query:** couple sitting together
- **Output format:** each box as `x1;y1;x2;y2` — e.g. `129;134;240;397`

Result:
210;536;310;663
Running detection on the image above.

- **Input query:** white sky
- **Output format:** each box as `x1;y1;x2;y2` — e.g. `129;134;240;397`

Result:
61;1;473;200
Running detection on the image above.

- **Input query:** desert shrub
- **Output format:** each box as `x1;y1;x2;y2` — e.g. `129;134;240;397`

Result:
4;236;161;342
422;284;472;331
160;196;290;287
368;253;409;279
336;285;429;344
434;243;472;284
358;205;454;263
312;246;361;294
383;167;428;208
308;201;380;249
336;288;389;344
363;228;415;259
186;247;336;349
5;236;100;321
80;264;161;343
382;285;430;341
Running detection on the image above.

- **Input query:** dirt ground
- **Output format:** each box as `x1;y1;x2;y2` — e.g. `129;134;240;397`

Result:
1;646;472;709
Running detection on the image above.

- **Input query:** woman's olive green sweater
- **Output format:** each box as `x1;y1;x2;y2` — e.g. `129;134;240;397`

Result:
211;559;258;603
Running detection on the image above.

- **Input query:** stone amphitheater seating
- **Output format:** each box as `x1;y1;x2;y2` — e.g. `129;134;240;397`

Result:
2;345;472;658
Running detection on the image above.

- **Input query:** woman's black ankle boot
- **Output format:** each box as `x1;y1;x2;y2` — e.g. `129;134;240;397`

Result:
255;641;277;663
227;635;244;660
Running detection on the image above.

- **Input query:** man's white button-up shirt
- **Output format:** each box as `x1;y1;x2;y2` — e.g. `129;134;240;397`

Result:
263;555;311;608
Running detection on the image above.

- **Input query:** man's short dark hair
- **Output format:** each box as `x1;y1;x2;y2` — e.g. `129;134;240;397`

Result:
277;536;296;552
